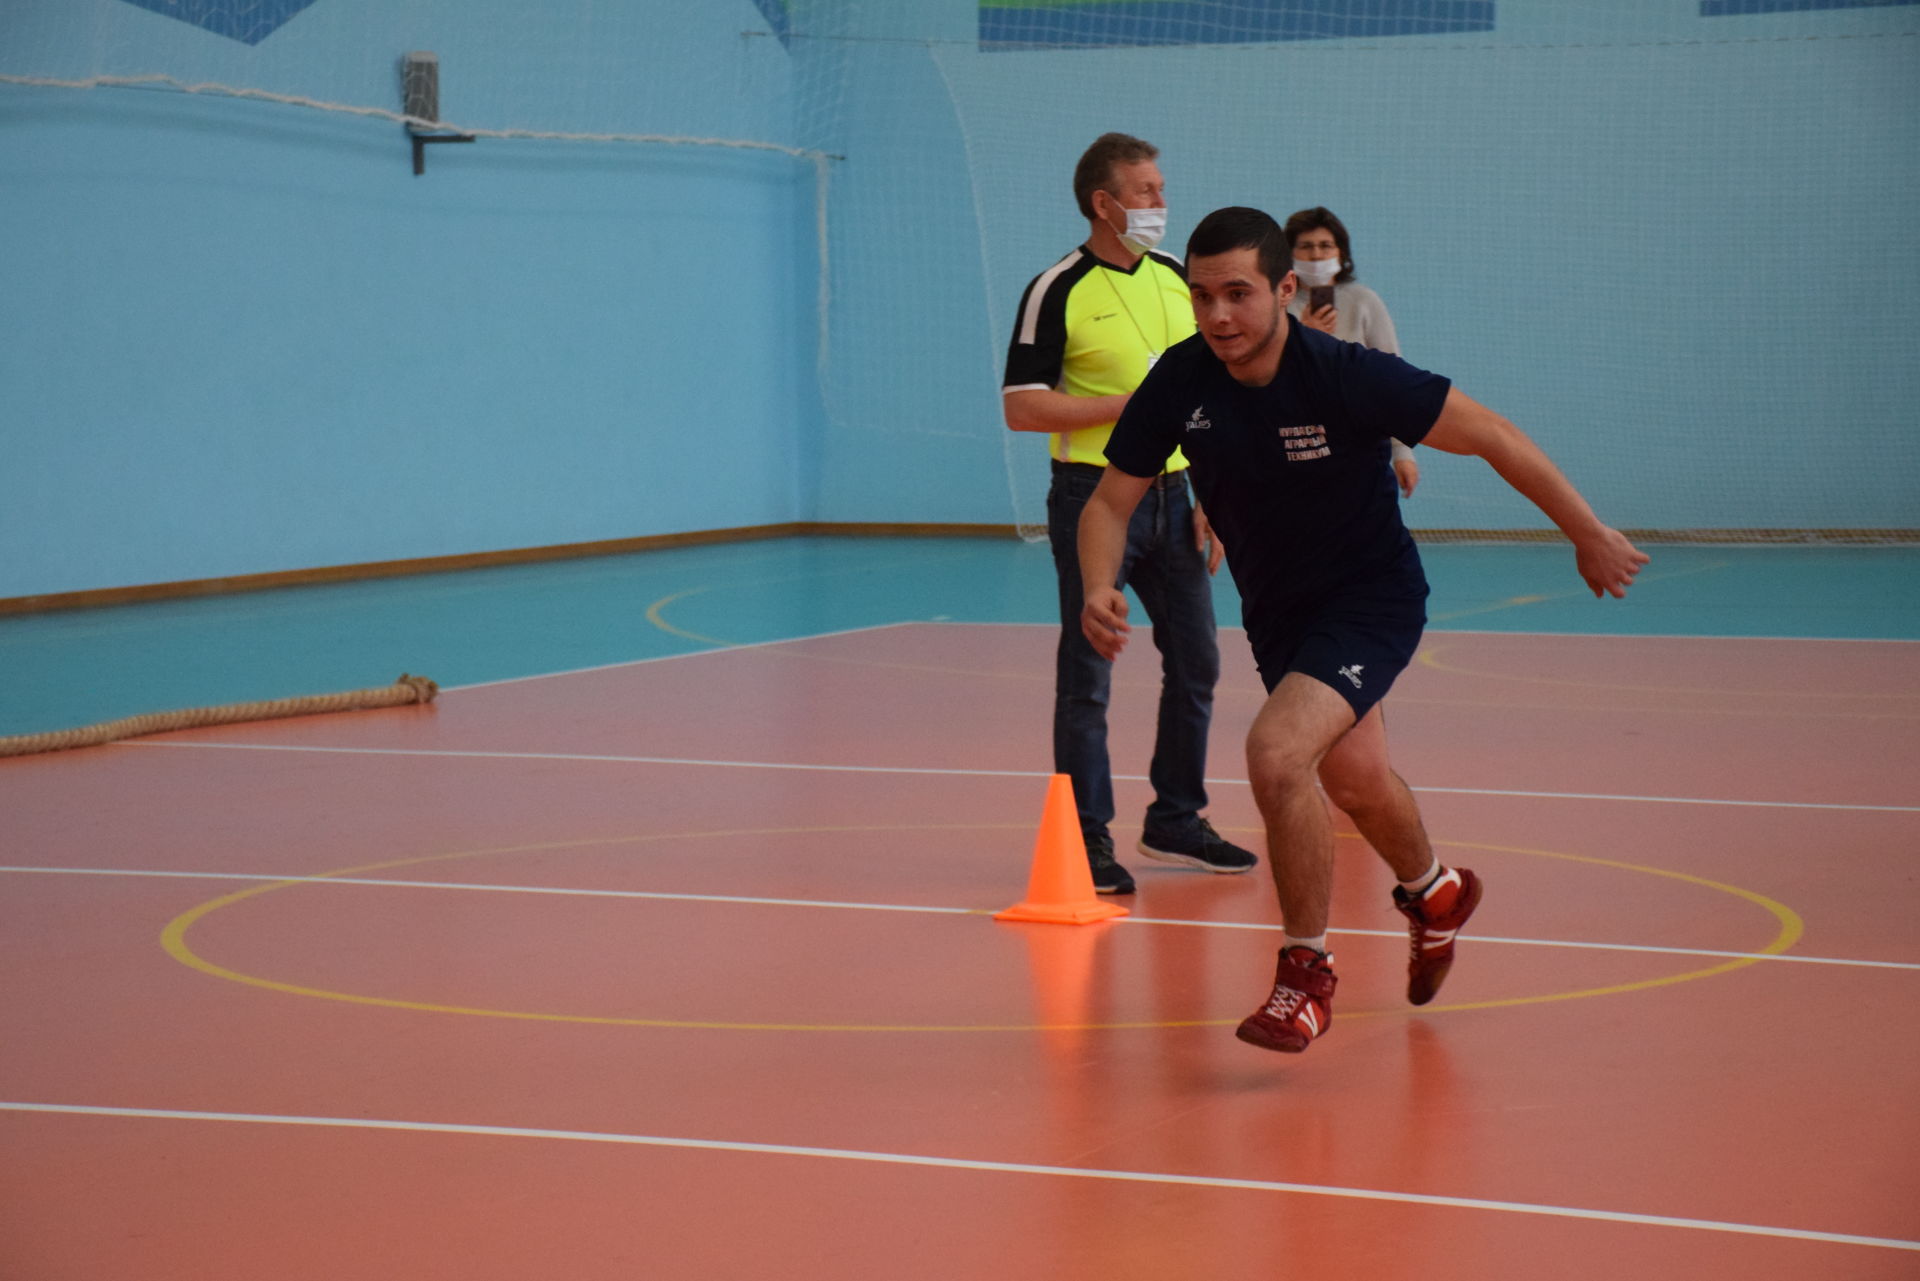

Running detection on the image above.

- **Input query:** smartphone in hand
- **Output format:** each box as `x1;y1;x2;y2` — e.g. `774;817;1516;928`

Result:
1308;284;1336;313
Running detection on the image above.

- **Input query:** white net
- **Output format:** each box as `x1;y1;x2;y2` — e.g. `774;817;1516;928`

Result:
0;5;836;296
2;0;808;145
5;1;1916;546
900;2;1919;542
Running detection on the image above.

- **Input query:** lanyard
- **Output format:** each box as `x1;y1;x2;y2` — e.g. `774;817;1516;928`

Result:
1100;261;1172;363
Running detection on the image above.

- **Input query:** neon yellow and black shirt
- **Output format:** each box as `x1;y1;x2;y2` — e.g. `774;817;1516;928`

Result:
1002;246;1197;467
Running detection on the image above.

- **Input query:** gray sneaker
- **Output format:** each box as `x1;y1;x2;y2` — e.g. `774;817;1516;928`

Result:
1085;831;1136;895
1137;818;1258;874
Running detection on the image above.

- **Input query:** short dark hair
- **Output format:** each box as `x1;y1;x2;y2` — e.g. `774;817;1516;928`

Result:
1186;207;1291;286
1073;132;1159;220
1282;206;1356;284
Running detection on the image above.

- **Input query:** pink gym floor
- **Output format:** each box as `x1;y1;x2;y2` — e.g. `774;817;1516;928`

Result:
3;623;1916;1279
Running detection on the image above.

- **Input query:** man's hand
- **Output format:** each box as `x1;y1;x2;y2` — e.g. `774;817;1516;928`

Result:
1303;304;1338;335
1392;456;1419;498
1081;586;1132;660
1192;505;1224;575
1424;389;1647;600
1078;467;1153;655
1574;526;1650;599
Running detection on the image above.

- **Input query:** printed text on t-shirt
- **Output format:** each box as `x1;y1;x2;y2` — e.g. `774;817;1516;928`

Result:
1279;425;1330;462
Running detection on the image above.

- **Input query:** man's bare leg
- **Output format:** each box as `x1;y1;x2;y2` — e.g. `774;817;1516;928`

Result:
1317;702;1483;1005
1236;673;1355;1052
1318;705;1433;882
1243;672;1357;939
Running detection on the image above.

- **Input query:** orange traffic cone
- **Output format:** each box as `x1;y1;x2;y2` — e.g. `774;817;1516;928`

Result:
994;774;1130;925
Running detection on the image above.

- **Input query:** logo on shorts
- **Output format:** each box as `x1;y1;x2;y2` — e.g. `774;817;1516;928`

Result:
1186;406;1211;432
1338;664;1364;689
1280;424;1330;461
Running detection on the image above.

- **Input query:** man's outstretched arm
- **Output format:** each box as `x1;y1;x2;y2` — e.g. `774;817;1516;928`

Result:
1421;388;1649;599
1077;467;1156;659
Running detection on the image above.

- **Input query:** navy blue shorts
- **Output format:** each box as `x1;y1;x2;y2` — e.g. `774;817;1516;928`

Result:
1248;590;1427;720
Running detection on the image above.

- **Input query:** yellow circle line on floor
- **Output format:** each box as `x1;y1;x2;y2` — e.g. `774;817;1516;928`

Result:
643;587;730;646
1398;839;1801;1016
159;826;1801;1033
1421;559;1732;628
642;550;971;649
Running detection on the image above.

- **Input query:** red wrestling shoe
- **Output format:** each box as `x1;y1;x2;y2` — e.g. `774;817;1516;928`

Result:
1235;946;1337;1053
1393;866;1483;1006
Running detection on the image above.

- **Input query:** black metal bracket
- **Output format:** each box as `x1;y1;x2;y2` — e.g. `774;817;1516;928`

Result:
409;130;475;176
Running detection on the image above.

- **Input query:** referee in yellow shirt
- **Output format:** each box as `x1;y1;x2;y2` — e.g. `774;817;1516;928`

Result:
1002;132;1255;894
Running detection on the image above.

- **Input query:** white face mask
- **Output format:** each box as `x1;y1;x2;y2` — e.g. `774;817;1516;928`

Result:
1292;257;1339;287
1116;206;1167;254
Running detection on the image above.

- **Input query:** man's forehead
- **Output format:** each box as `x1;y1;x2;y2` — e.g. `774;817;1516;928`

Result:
1188;248;1264;286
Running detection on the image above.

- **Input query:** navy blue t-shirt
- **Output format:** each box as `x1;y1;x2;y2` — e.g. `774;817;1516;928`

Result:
1105;316;1452;643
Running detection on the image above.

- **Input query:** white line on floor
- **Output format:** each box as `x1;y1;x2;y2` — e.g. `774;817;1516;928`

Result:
1;1101;1912;1252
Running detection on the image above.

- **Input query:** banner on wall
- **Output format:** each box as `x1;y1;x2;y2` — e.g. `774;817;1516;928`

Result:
117;0;320;45
978;1;1495;50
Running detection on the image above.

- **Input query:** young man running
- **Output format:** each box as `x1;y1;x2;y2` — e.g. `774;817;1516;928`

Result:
1078;207;1648;1052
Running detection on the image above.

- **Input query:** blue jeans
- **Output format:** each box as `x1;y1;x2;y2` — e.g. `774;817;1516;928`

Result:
1046;463;1219;844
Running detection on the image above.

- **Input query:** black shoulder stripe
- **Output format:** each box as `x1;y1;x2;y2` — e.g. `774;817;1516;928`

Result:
1147;249;1187;281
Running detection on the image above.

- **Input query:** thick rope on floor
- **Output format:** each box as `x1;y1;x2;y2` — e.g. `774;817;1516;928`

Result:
0;674;439;759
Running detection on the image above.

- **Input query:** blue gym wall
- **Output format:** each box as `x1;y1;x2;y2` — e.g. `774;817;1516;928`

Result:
1;0;821;599
3;1;1916;600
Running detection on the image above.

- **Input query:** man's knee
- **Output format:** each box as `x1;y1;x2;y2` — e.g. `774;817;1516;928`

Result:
1318;763;1395;815
1316;707;1397;813
1245;730;1320;804
1247;675;1352;794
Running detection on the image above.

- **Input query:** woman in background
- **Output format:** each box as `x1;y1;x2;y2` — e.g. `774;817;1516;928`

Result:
1284;206;1419;498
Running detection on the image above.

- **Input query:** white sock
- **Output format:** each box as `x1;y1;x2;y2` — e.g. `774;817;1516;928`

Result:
1284;934;1328;956
1399;858;1442;897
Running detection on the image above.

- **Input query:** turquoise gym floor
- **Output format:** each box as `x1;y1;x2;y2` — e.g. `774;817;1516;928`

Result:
4;536;1917;738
